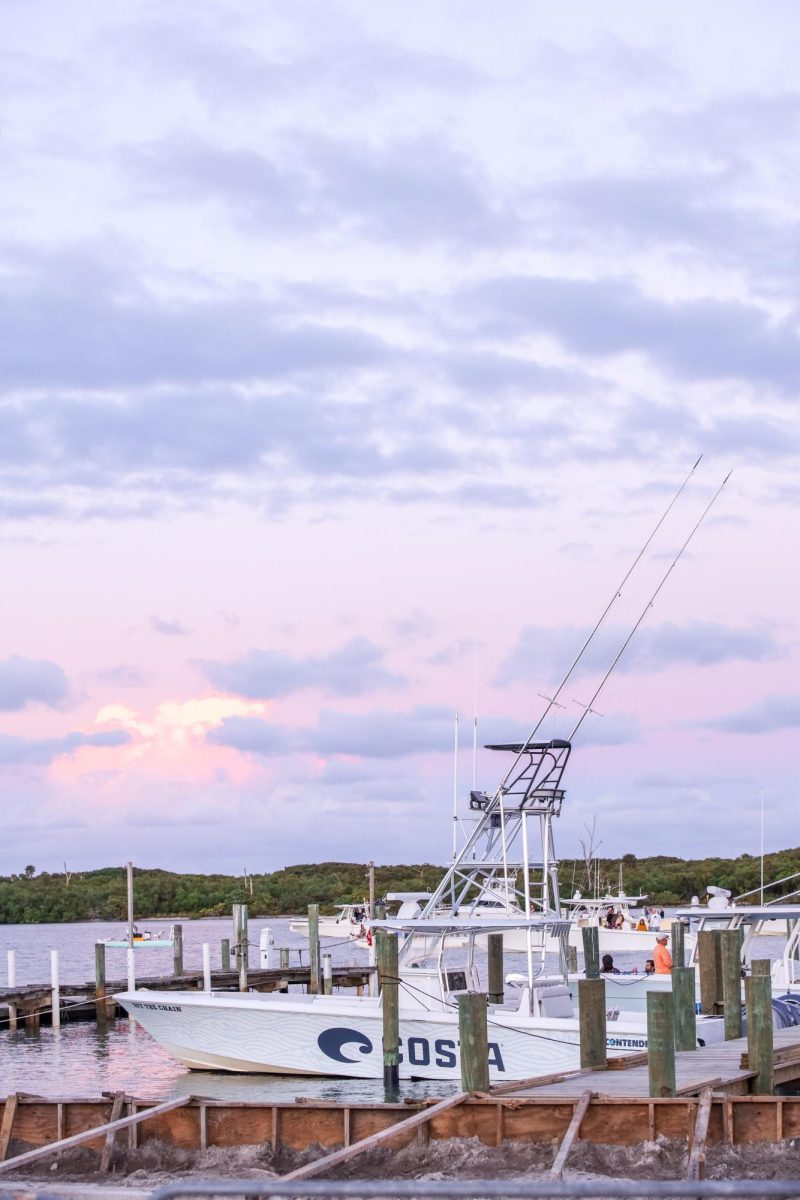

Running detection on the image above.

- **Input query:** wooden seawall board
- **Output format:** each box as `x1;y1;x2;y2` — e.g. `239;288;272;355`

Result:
2;1092;800;1162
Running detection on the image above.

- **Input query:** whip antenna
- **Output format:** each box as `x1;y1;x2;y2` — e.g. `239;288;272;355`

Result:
569;469;732;741
528;454;703;744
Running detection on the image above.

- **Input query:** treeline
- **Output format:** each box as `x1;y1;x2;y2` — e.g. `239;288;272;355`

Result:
0;862;444;923
1;849;800;923
562;848;800;907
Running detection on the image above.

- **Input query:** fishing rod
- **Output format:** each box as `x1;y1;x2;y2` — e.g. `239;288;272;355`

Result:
569;469;732;741
489;454;704;803
529;453;703;740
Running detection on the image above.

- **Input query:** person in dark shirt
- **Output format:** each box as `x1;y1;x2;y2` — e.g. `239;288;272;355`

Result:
601;953;620;974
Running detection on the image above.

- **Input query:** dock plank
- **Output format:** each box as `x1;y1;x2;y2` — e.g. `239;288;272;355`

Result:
507;1027;800;1100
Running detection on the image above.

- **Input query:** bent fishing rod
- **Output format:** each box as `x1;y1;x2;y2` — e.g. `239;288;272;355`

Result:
488;454;706;805
568;468;732;741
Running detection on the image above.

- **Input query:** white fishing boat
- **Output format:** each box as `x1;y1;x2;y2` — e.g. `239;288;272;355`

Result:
596;904;800;1015
289;893;433;947
560;892;694;955
118;465;737;1076
115;916;724;1079
289;903;370;941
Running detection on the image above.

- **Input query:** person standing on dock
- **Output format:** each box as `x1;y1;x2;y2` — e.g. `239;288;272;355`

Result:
653;933;672;974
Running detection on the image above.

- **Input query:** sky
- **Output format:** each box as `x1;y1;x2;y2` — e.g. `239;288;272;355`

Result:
1;0;798;878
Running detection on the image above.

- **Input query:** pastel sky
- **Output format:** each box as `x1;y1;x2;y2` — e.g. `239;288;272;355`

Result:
1;1;798;877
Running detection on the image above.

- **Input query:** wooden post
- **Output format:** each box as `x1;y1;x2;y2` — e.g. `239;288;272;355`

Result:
672;966;697;1052
220;938;230;972
126;861;134;949
697;929;722;1014
672;919;686;968
549;1090;592;1179
577;977;606;1070
0;1094;19;1162
322;953;333;995
100;1092;125;1172
647;990;676;1098
280;947;289;969
172;923;184;976
567;945;578;974
308;904;320;995
458;991;490;1093
487;934;504;1004
6;951;16;1032
202;944;212;992
745;973;774;1094
377;931;400;1090
581;926;600;978
233;904;248;991
751;958;772;976
50;949;60;1029
686;1088;713;1181
95;942;108;1023
720;928;743;1040
368;860;376;919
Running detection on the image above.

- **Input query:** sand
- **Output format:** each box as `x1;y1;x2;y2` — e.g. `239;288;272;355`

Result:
3;1133;800;1194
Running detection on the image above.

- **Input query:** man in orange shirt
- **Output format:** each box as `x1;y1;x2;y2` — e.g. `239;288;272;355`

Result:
654;934;673;974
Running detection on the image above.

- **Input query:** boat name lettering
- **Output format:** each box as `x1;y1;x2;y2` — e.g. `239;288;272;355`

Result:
130;1002;183;1012
606;1037;647;1049
398;1037;505;1072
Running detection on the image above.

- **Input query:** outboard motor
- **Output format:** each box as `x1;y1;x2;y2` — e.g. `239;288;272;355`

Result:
742;995;800;1034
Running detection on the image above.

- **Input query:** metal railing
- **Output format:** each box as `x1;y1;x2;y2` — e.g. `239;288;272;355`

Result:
147;1182;800;1200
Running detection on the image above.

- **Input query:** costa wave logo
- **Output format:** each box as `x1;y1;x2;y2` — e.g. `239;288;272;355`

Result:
318;1027;374;1063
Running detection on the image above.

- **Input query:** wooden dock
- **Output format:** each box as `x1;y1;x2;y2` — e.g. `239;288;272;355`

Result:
505;1025;800;1100
0;964;374;1030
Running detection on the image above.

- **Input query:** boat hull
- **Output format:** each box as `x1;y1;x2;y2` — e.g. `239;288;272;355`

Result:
116;989;650;1081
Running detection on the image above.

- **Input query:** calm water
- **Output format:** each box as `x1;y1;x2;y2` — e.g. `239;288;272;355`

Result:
0;917;784;1103
0;916;454;1103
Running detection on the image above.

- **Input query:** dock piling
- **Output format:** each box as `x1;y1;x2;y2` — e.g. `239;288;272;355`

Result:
376;930;400;1091
7;950;16;1030
322;953;333;995
487;933;504;1004
672;919;686;968
647;990;677;1097
458;991;490;1093
581;927;600;979
697;929;722;1014
172;924;184;976
94;942;107;1023
720;928;744;1040
220;938;230;972
578;977;606;1069
751;958;772;976
202;944;211;992
50;949;60;1029
566;945;578;974
259;927;274;969
233;904;249;991
307;904;320;995
672;965;697;1051
745;972;774;1094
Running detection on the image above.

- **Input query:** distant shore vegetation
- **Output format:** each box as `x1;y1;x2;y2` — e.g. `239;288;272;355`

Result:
1;852;799;923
